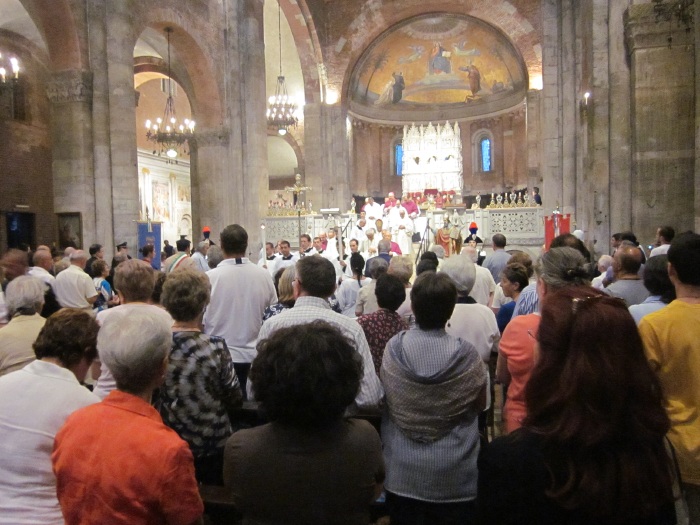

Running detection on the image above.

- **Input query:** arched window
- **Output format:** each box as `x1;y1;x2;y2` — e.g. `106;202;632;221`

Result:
479;137;492;172
472;129;494;173
392;137;403;176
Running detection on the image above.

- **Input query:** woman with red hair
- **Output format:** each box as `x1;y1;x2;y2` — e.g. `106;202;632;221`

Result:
478;286;676;524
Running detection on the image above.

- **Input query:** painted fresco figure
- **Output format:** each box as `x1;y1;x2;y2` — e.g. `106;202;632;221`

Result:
429;42;451;74
392;72;405;103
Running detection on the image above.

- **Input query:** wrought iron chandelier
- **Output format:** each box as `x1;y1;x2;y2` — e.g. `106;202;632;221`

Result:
266;3;297;136
653;0;694;42
145;27;194;162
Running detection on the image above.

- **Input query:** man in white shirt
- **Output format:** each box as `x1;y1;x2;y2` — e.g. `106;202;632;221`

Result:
204;224;277;398
53;250;97;311
258;242;278;276
649;225;675;257
275;240;297;272
28;249;55;289
257;256;382;411
298;234;317;258
462;245;496;306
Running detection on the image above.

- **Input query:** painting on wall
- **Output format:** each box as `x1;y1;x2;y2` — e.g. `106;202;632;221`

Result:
152;180;171;222
349;14;527;117
57;213;82;249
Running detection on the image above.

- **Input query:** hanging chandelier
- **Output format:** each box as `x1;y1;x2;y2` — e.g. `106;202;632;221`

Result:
266;3;297;136
145;27;194;162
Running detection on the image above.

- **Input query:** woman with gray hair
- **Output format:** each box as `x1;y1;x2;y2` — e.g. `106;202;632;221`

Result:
160;269;243;485
442;256;500;364
0;276;46;376
497;247;590;433
52;308;204;524
355;257;388;316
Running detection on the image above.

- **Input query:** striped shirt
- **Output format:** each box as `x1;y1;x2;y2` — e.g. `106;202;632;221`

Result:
512;283;539;317
381;329;484;502
257;296;383;410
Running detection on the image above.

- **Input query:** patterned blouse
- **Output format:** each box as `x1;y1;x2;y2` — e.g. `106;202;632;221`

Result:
158;331;242;458
357;309;408;374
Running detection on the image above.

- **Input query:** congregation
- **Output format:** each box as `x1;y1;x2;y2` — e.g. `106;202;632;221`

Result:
0;220;698;525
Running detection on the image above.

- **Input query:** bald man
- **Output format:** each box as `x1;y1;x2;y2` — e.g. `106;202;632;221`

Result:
605;243;649;306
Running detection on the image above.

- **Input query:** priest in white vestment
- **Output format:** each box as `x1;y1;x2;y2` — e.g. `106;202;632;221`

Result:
350;219;368;243
392;208;414;256
360;228;379;261
363;197;383;231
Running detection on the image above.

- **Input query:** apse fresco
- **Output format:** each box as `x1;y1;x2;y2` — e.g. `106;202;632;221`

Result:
349;14;527;116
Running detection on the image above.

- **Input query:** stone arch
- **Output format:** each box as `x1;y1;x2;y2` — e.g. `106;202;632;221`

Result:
336;1;542;102
132;11;223;130
267;128;305;175
19;0;85;71
279;0;324;104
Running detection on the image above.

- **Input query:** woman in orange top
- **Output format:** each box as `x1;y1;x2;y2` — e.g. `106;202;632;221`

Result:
496;246;591;433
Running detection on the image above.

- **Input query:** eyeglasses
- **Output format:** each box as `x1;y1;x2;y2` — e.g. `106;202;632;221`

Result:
527;329;538;342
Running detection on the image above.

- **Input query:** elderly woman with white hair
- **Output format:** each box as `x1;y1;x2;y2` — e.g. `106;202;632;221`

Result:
0;276;46;376
52;308;204;525
441;256;500;364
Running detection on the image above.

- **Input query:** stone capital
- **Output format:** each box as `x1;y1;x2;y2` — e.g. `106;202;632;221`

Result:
625;4;695;53
190;128;230;148
46;70;93;104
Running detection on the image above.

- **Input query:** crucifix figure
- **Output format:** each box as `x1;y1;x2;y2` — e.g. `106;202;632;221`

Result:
285;174;312;208
285;174;313;240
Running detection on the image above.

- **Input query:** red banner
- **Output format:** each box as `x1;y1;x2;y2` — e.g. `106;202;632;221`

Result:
544;214;571;250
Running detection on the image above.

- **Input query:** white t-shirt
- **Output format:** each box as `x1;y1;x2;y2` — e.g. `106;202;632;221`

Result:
54;265;98;309
471;265;497;306
0;360;99;524
446;303;500;363
93;303;173;399
204;258;277;363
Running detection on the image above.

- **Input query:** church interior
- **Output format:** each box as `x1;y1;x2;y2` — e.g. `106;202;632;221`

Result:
0;0;698;258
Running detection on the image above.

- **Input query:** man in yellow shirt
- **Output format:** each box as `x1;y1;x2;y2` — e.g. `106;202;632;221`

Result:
639;232;700;523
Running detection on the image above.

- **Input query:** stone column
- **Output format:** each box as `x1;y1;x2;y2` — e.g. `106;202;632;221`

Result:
577;0;613;255
609;0;633;239
541;0;564;211
190;127;230;242
238;0;268;255
105;1;139;252
87;0;114;258
46;70;96;247
526;89;542;194
304;102;350;210
625;5;695;241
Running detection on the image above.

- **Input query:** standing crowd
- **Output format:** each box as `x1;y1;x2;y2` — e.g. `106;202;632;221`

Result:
0;220;698;525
